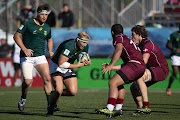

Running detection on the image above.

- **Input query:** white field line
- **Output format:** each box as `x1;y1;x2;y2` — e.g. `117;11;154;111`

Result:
0;89;180;95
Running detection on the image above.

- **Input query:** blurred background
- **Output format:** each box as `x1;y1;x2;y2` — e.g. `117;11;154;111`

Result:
0;0;179;88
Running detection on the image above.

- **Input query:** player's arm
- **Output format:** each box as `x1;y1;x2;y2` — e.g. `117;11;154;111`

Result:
102;43;123;74
166;40;180;53
102;63;121;71
166;41;174;51
58;54;84;69
47;37;54;58
13;32;33;57
143;53;150;64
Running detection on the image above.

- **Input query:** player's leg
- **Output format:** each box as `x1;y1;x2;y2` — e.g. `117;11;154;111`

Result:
18;60;34;111
167;65;179;96
137;69;151;108
96;73;125;118
34;63;52;107
113;85;124;116
47;75;63;115
130;82;143;108
62;77;78;96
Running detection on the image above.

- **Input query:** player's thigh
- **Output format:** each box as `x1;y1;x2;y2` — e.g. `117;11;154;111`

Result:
172;66;179;75
109;73;125;87
52;76;64;94
63;77;78;93
35;63;51;80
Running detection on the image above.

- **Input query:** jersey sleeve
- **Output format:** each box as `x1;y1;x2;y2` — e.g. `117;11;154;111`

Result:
168;33;174;42
46;28;51;40
142;41;153;54
60;44;73;58
17;22;27;34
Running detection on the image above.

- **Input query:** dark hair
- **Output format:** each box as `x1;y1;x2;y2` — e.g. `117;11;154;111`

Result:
131;25;148;38
63;3;69;7
111;24;123;35
37;4;50;13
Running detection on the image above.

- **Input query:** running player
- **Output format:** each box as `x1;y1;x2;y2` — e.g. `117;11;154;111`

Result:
46;31;91;115
166;24;180;96
95;24;146;118
13;4;55;112
130;25;169;115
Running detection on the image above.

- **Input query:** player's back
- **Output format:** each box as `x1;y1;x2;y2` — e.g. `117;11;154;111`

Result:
141;38;168;70
113;34;144;65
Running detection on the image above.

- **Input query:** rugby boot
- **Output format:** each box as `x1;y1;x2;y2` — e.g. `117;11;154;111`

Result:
132;106;151;116
18;98;26;111
113;109;123;117
166;88;172;96
95;107;113;118
46;105;54;116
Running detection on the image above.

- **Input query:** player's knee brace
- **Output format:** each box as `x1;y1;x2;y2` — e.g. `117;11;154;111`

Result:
117;85;124;91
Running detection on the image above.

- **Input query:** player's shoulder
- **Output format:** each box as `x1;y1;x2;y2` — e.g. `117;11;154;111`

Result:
44;22;51;28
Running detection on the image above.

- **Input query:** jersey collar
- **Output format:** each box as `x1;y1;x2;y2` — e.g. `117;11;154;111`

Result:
33;19;44;26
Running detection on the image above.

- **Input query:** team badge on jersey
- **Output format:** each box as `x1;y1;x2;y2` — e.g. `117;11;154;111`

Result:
44;31;47;36
33;30;37;34
19;25;24;30
39;27;43;31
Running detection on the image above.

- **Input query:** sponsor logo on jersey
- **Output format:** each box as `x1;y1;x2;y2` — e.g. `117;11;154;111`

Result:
64;49;70;56
44;31;47;35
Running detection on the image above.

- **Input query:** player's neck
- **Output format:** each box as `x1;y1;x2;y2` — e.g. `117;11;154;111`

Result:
35;18;44;25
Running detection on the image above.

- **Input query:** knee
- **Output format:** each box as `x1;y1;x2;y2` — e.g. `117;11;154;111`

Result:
24;79;32;86
43;76;51;84
68;89;77;96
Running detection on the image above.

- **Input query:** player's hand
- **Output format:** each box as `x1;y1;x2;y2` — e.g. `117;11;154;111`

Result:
84;59;91;66
102;64;113;75
77;60;84;68
101;62;109;67
175;48;180;53
49;51;54;58
24;49;34;57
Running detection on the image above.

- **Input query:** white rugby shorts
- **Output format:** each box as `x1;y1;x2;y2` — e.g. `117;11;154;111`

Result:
171;55;180;66
20;55;48;79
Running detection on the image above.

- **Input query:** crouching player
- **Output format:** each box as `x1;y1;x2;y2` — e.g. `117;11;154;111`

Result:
95;24;146;118
46;31;91;115
130;25;169;115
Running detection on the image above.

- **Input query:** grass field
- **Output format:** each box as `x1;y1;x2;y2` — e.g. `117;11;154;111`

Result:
0;88;180;120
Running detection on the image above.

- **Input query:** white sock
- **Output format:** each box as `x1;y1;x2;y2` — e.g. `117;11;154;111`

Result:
107;104;115;111
114;104;123;110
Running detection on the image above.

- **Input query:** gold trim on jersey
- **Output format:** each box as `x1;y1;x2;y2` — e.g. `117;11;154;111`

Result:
33;19;44;26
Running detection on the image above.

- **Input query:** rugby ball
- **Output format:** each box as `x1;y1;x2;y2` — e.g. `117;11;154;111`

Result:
78;52;89;62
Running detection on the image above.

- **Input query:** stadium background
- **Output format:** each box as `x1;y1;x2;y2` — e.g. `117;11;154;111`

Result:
0;0;179;89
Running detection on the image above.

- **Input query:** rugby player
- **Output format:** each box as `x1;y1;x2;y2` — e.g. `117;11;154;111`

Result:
96;24;146;118
13;4;56;112
46;31;91;115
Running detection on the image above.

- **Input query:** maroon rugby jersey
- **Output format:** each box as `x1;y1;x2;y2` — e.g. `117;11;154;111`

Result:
139;38;168;70
113;34;144;65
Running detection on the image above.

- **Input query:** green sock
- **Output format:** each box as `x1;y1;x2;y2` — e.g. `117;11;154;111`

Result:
46;93;51;106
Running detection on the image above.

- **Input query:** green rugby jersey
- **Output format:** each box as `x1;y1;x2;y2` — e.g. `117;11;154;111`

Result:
17;19;51;57
168;31;180;56
51;39;88;64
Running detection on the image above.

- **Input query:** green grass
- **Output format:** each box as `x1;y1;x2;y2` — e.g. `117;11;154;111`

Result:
0;88;180;120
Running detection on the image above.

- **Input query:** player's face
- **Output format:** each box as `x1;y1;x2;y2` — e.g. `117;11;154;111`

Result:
38;13;48;23
131;31;141;44
77;40;88;50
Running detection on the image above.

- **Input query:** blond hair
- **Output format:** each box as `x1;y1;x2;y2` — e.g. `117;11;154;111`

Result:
78;31;90;40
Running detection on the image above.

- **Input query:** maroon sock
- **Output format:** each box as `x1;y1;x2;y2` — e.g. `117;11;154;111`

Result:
107;98;117;106
143;101;150;108
116;98;124;104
